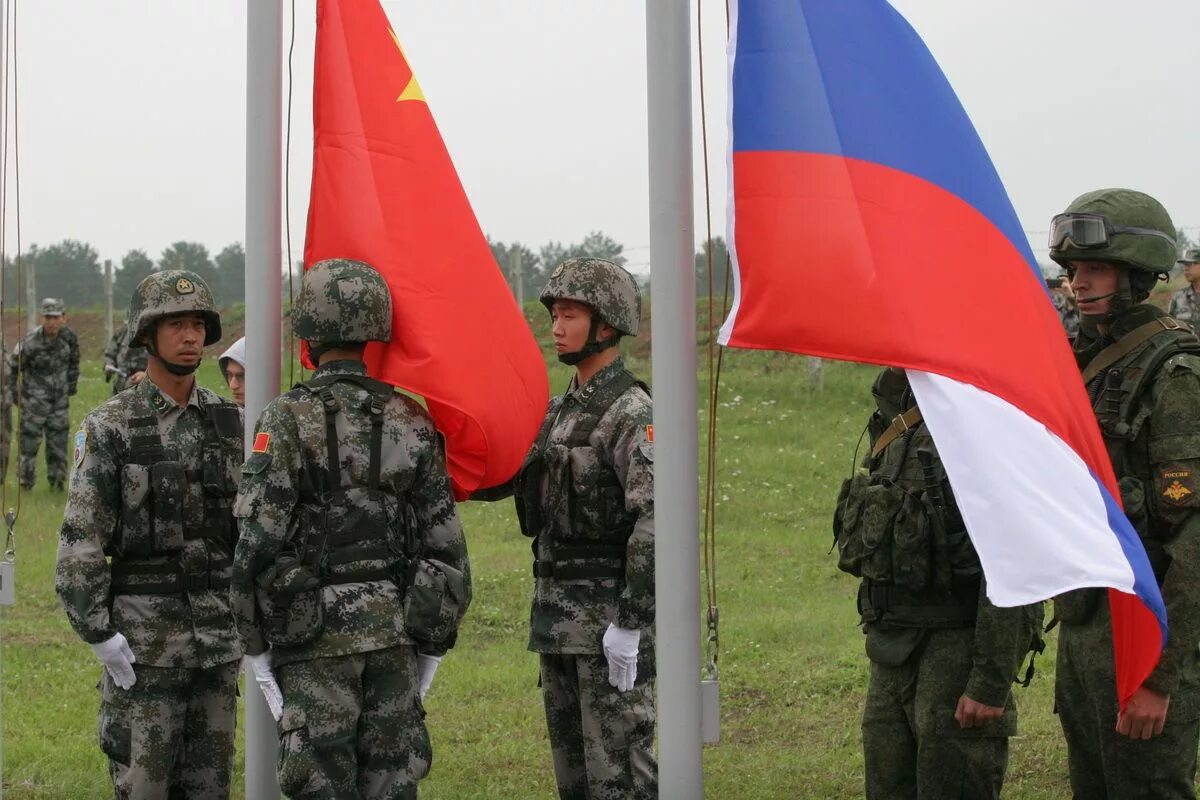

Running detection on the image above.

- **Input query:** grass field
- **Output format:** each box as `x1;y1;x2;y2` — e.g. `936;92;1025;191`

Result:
0;295;1133;798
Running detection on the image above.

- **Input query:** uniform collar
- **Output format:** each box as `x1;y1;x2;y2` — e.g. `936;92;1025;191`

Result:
566;356;626;404
138;374;202;416
313;359;368;378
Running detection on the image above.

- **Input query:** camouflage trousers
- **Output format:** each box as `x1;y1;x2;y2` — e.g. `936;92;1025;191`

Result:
539;652;657;800
275;646;431;799
97;660;239;800
862;627;1015;800
1057;605;1200;799
18;404;69;487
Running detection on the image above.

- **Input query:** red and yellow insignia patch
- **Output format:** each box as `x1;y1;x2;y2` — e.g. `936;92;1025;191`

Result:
646;424;654;444
252;432;271;453
1159;465;1198;508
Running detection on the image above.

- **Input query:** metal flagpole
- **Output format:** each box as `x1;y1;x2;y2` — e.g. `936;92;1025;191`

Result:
645;0;702;795
245;1;283;797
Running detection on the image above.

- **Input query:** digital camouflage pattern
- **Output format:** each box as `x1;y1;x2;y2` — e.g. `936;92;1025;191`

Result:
103;323;149;395
57;374;243;798
835;368;1040;799
1058;301;1200;798
1052;291;1081;339
1178;247;1200;265
540;258;642;336
0;344;11;482
10;323;80;488
1170;284;1200;336
232;359;469;794
40;296;65;316
275;647;430;799
292;258;393;345
98;662;239;800
540;653;656;800
1050;188;1178;274
128;269;221;345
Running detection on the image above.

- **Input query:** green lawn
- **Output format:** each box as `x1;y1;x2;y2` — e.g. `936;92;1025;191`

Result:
1;336;1077;798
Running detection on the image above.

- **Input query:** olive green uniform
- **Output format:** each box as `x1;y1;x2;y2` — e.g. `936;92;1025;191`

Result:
1056;303;1200;799
835;368;1041;800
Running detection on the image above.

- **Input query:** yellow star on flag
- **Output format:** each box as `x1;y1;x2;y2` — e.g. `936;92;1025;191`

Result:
389;28;425;103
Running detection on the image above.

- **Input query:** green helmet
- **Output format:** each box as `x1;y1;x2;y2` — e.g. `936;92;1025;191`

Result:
539;257;641;336
1048;188;1177;275
40;297;65;317
293;258;392;344
128;270;221;346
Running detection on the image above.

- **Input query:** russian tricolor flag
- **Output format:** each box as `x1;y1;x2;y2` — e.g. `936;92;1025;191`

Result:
718;0;1167;704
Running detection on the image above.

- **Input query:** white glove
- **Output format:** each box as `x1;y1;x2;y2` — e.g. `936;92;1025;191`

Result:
91;632;137;690
417;654;442;700
244;651;284;722
602;623;641;693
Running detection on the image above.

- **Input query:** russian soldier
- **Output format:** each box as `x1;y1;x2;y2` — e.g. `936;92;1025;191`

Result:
56;271;244;798
232;258;471;798
1049;189;1200;799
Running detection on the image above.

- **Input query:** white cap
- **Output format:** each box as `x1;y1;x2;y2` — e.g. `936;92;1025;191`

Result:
219;336;246;369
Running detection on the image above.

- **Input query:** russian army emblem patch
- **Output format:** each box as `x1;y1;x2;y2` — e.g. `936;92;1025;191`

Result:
1159;465;1198;507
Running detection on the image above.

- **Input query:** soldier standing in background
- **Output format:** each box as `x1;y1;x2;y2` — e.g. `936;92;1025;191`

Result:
1049;189;1200;799
55;271;243;797
103;321;149;395
1051;275;1081;340
479;257;657;799
218;336;246;407
233;259;471;798
10;297;80;491
1169;248;1200;335
833;366;1042;800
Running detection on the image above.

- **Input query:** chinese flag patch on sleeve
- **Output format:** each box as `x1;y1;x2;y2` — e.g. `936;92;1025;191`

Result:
253;432;271;454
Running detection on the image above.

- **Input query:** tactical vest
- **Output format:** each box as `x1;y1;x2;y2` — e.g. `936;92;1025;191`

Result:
514;369;647;581
108;391;242;595
1057;319;1200;624
290;372;415;589
833;400;982;628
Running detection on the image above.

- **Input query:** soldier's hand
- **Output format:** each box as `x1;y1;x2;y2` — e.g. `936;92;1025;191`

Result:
90;632;137;690
1116;686;1170;740
244;651;284;722
417;654;442;699
954;694;1004;728
602;623;641;692
129;371;145;386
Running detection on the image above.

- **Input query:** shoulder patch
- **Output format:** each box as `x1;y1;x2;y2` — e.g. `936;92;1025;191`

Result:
73;428;87;469
638;424;654;462
1158;464;1199;508
253;432;270;453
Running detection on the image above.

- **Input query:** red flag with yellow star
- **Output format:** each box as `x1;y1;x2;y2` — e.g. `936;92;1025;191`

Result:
304;0;548;498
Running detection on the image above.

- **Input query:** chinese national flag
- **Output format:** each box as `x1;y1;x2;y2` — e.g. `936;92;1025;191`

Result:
305;0;548;498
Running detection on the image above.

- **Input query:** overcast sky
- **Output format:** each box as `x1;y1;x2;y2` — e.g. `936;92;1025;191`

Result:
8;1;1199;276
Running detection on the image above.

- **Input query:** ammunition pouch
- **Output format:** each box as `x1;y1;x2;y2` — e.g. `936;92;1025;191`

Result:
403;558;469;645
257;554;325;647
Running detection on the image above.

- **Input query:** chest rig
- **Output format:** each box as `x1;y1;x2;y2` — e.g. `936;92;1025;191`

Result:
291;372;415;588
515;369;647;581
109;390;242;595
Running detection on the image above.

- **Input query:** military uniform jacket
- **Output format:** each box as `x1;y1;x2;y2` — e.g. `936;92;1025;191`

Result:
10;325;80;413
103;324;149;392
522;357;654;655
837;368;1038;706
232;360;470;666
1071;303;1200;698
55;376;244;669
1169;284;1200;336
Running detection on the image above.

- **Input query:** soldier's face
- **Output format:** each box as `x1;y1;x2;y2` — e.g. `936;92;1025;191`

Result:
550;300;594;355
1185;262;1200;283
223;362;245;406
152;313;206;368
1069;261;1119;315
41;315;63;336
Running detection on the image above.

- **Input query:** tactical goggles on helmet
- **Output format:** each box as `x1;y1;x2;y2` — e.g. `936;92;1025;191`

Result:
1048;213;1176;252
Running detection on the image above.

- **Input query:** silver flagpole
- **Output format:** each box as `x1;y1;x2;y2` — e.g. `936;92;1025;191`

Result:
244;0;283;797
646;0;702;795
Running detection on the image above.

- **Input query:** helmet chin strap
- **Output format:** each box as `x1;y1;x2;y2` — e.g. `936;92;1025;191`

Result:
558;317;619;366
146;342;200;376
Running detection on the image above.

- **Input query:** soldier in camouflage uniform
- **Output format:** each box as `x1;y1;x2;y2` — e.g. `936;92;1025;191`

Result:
479;258;656;799
833;367;1042;800
10;297;80;491
1049;189;1200;799
1169;248;1200;335
103;322;149;396
55;271;243;799
232;258;471;799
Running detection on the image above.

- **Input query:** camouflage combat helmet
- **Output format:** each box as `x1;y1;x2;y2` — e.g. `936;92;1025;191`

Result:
293;258;392;344
539;257;641;336
1049;188;1177;275
1179;247;1200;265
128;270;221;346
40;297;65;317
